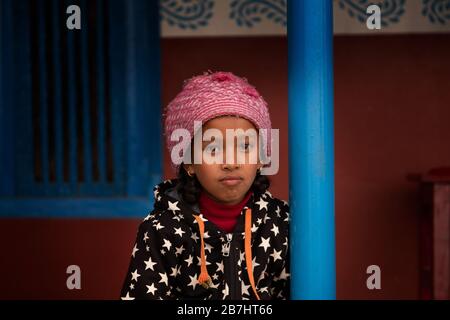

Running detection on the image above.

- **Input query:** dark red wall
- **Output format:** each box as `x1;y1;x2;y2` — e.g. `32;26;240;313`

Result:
1;34;449;299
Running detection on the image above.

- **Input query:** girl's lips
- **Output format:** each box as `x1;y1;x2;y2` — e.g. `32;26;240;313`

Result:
219;176;243;186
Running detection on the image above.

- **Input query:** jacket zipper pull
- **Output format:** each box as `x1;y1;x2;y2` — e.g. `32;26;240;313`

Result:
222;233;233;257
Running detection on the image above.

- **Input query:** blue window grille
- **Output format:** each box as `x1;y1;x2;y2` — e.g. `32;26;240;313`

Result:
0;0;162;217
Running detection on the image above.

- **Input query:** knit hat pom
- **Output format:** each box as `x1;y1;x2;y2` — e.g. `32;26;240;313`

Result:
212;71;233;82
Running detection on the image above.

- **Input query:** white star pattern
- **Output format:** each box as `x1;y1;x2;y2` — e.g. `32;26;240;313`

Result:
185;255;193;267
144;257;156;271
131;244;139;258
275;206;281;217
283;237;288;248
167;201;180;214
131;269;140;282
255;198;268;211
174;227;185;238
162;239;172;251
175;245;185;256
191;232;199;242
216;261;224;273
209;280;219;289
259;237;271;252
257;265;268;285
241;282;251;296
143;232;149;242
279;267;290;280
270;249;282;262
188;274;198;290
239;250;245;263
263;214;271;224
271;224;279;236
252;256;260;272
155;222;164;230
274;267;290;281
204;243;213;253
159;272;168;286
146;283;157;295
121;292;134;300
222;283;229;299
196;256;211;266
170;266;179;278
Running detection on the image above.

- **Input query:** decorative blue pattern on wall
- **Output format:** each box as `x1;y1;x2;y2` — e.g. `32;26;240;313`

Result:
422;0;450;24
160;0;214;29
336;0;406;27
230;0;286;27
160;0;450;33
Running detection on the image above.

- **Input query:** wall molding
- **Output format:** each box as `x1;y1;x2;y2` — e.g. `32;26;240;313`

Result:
160;0;450;37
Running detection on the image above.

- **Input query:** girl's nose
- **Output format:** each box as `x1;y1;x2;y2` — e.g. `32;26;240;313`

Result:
221;144;241;170
222;152;241;171
222;162;241;171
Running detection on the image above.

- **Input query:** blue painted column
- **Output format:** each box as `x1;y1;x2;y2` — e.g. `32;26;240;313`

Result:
288;0;336;299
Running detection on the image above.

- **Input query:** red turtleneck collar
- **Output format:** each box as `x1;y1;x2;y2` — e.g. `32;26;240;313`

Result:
199;190;252;233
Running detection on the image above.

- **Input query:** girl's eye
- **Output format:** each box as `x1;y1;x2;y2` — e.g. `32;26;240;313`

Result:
205;144;221;154
239;142;253;152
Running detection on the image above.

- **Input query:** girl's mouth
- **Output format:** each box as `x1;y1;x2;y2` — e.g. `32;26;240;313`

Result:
219;176;243;186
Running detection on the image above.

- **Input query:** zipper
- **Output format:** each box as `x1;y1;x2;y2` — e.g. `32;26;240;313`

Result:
222;234;232;257
224;233;241;300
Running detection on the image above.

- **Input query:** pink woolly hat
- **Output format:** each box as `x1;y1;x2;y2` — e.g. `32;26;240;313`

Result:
164;71;272;171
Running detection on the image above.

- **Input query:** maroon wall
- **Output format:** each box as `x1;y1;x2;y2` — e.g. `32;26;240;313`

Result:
1;34;449;299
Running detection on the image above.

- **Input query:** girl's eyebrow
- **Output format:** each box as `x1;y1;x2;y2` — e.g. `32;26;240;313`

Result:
202;137;223;144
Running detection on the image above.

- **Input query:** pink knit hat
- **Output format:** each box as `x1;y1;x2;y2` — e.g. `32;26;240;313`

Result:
164;71;272;171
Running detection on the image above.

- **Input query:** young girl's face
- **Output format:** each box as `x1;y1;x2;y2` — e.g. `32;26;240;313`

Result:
184;116;263;205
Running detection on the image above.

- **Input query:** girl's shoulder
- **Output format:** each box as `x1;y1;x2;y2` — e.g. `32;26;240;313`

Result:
258;190;290;221
261;190;289;207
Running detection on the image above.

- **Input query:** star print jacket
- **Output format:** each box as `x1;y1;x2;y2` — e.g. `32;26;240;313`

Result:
120;179;290;300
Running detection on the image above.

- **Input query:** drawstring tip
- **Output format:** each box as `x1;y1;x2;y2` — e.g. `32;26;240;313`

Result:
198;274;212;289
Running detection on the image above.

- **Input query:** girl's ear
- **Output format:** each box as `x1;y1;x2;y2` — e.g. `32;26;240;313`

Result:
183;164;195;177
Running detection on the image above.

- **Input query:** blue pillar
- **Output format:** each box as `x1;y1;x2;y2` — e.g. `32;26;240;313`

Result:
288;0;336;299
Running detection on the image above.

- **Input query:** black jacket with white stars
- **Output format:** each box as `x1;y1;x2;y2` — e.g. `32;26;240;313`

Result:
120;179;290;300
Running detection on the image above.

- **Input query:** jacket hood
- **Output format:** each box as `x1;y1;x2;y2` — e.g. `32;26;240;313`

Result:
151;178;267;237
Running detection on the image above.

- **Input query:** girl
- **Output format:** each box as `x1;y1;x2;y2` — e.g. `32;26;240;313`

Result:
120;71;290;300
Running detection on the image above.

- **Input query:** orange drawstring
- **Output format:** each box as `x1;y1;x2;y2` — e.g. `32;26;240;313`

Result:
193;214;212;289
193;209;260;300
244;208;260;300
